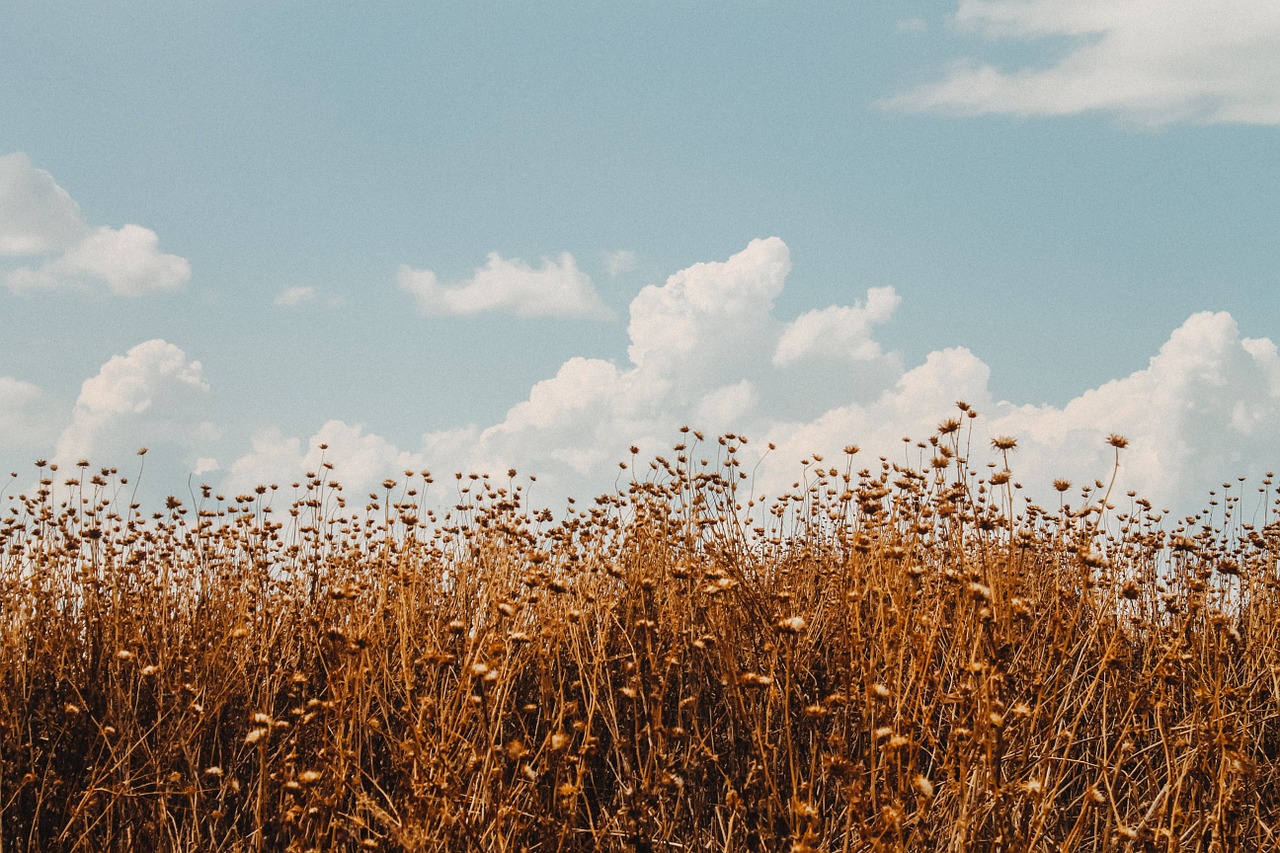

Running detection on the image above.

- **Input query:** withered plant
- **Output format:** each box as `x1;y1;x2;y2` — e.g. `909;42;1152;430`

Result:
2;409;1278;851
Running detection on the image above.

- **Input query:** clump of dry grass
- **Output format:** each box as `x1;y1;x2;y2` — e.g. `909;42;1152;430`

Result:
1;409;1278;851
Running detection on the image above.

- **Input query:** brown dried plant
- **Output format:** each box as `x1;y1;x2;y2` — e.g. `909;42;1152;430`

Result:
1;411;1278;851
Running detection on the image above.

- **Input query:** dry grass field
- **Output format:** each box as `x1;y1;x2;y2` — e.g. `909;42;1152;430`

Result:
2;408;1278;851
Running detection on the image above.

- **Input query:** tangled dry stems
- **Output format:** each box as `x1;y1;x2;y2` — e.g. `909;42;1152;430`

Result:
2;410;1278;851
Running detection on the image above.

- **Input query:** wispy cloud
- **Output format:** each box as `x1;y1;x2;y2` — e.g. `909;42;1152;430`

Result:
274;285;316;307
1;153;191;295
398;251;612;320
884;0;1280;125
603;249;638;277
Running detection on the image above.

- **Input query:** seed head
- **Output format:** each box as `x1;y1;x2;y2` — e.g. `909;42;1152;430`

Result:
776;615;807;634
913;775;934;798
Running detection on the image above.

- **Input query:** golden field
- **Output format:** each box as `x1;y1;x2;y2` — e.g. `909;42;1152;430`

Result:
1;410;1277;851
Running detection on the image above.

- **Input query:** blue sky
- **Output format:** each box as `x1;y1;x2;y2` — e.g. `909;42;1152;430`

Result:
2;1;1278;517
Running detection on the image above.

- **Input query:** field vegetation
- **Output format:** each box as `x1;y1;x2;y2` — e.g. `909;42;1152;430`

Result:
2;406;1278;851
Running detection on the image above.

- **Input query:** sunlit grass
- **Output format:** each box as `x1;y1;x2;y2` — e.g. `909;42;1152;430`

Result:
1;406;1277;851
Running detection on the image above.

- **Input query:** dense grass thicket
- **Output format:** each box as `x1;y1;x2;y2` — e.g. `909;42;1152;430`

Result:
2;410;1279;851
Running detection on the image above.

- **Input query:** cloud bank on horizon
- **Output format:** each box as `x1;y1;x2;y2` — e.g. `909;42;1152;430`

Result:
7;237;1274;520
887;0;1280;124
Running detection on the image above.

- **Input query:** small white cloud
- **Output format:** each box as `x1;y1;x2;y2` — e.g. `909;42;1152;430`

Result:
274;285;316;307
398;251;612;319
0;152;86;255
9;225;190;296
603;249;638;277
1;152;191;294
193;457;219;476
774;286;901;366
55;339;217;468
885;0;1280;125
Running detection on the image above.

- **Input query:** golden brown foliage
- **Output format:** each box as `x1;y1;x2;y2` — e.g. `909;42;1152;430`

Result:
2;412;1279;851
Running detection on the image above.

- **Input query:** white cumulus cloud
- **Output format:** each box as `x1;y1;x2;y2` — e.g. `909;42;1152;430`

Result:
9;225;190;296
627;236;789;377
885;0;1280;125
398;251;611;319
55;340;218;469
774;286;901;366
762;311;1280;515
981;311;1280;510
0;152;86;255
1;152;190;295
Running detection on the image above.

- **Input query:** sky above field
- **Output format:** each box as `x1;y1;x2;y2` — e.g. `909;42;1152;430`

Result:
2;1;1278;519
